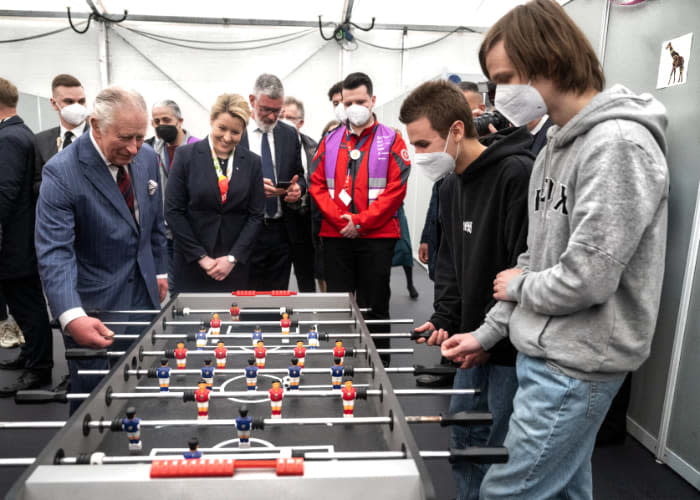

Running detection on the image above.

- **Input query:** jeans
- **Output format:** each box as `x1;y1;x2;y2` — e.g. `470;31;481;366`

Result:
449;363;518;500
480;354;625;500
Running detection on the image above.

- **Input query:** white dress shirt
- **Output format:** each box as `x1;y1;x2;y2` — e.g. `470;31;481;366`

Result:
58;121;86;151
246;121;282;218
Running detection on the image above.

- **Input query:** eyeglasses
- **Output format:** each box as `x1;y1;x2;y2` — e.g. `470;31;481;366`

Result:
258;105;283;117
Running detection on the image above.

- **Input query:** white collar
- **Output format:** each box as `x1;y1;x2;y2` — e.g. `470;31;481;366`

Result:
530;115;549;135
60;121;86;141
89;130;111;167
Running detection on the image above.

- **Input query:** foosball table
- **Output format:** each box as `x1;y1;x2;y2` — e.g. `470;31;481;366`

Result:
3;292;507;500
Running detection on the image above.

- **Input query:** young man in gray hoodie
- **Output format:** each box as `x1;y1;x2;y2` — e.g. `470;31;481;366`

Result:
440;1;669;498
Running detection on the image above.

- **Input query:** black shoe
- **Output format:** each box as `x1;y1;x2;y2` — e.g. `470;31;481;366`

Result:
408;285;419;299
0;354;27;370
0;369;52;396
53;374;71;393
416;373;455;388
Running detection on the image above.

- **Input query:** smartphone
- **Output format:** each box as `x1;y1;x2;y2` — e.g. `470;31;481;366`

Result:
275;181;292;189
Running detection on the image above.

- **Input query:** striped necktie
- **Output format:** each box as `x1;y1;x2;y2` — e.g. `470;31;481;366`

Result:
116;165;137;224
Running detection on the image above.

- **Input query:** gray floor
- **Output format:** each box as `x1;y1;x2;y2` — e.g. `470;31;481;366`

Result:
0;263;699;499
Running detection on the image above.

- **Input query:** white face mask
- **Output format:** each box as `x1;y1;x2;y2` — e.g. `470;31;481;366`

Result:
334;103;347;123
495;83;547;127
60;103;89;127
346;104;371;127
414;132;459;183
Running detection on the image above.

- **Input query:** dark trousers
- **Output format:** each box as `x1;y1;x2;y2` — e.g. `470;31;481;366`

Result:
166;237;175;294
0;288;7;321
249;221;292;291
0;274;52;370
323;237;396;362
64;274;152;414
291;211;317;292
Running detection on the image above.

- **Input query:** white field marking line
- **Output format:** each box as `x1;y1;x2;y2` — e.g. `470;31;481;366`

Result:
218;374;282;404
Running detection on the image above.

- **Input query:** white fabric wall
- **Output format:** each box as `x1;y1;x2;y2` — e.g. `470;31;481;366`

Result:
1;16;484;262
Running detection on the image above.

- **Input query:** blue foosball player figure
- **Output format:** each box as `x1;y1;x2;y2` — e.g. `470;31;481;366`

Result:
201;359;215;390
195;321;208;350
330;357;344;389
156;358;171;392
307;326;319;349
245;357;258;391
236;405;252;448
184;437;202;459
288;358;301;390
122;407;142;453
252;325;263;347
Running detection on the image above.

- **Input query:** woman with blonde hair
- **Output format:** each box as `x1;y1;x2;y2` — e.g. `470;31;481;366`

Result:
166;94;264;292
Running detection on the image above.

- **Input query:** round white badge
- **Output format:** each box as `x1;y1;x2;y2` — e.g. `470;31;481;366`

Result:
350;149;361;160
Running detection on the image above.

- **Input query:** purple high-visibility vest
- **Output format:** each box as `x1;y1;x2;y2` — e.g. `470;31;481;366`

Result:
323;124;395;205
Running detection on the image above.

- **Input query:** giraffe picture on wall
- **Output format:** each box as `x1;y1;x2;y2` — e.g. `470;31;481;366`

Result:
657;32;693;89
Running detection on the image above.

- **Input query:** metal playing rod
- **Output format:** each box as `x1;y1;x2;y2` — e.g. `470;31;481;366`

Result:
69;348;415;358
110;332;424;340
0;447;509;467
178;307;370;315
94;318;414;326
76;365;452;376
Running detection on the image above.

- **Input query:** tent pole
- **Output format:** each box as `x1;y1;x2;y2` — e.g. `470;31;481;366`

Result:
97;20;111;87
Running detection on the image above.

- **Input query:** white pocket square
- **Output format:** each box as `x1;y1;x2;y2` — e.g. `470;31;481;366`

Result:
148;179;158;196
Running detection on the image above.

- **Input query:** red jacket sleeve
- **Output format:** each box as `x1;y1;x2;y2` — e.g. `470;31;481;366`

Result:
309;139;346;232
351;133;410;233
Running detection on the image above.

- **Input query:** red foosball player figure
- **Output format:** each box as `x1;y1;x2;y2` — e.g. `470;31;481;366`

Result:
333;340;346;365
280;313;291;344
122;406;142;452
210;313;221;336
195;379;210;420
269;381;284;418
254;340;266;369
214;341;228;369
174;342;188;369
293;341;306;369
341;379;357;418
230;302;241;321
245;357;258;391
183;437;202;459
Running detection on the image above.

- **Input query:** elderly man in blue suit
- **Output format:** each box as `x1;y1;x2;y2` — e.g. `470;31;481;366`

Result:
35;86;168;411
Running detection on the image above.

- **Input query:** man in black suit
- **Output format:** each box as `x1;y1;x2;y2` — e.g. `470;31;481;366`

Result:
282;96;319;292
242;74;305;291
33;74;89;195
0;77;53;395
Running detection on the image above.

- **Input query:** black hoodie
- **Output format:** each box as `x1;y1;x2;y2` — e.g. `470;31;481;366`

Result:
430;126;534;365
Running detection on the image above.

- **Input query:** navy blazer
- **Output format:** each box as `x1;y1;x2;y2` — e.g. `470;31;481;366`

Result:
165;138;264;266
35;133;168;317
0;115;38;279
240;120;306;243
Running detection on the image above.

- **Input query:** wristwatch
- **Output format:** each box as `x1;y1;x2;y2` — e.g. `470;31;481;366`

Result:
227;255;236;264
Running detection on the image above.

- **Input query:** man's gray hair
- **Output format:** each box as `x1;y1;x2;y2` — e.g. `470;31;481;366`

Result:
92;86;147;128
284;96;305;120
253;74;284;100
152;99;182;120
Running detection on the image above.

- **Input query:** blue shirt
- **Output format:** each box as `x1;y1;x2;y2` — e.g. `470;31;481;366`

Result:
307;331;318;340
183;451;202;459
196;331;207;340
330;366;344;377
201;366;215;378
236;416;252;431
288;366;301;378
156;366;170;379
252;331;263;342
122;417;140;433
245;366;258;378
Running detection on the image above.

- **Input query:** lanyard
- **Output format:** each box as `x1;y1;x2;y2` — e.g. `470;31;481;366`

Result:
209;137;234;204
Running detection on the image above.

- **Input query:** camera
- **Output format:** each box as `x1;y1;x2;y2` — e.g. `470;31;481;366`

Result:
473;110;511;137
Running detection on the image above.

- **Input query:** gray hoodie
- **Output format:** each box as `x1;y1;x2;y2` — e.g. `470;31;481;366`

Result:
472;84;669;380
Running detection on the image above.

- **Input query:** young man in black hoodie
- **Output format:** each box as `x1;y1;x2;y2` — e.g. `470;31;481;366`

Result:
400;80;534;500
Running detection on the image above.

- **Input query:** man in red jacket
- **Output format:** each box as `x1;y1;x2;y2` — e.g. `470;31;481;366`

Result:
310;73;410;366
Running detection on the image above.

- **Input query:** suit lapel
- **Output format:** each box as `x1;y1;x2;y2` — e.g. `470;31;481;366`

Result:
240;130;249;150
197;138;223;209
273;124;283;178
130;153;149;230
78;135;138;234
47;127;59;159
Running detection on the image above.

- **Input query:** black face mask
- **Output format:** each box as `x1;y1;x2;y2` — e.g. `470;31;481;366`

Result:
156;124;179;144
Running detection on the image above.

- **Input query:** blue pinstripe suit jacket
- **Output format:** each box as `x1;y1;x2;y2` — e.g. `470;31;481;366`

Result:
35;133;168;318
